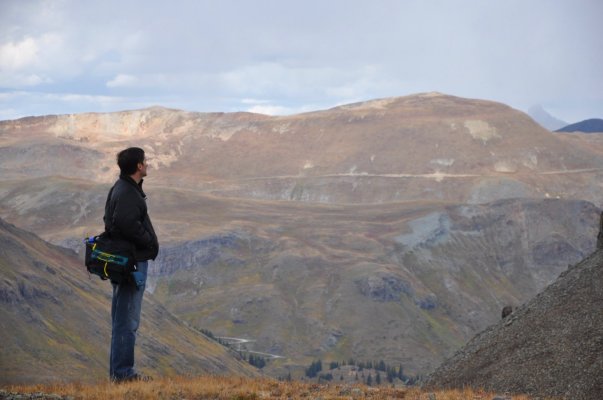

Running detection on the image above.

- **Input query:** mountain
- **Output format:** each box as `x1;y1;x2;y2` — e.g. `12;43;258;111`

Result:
425;236;603;399
527;104;568;131
1;93;603;378
3;93;603;206
1;177;597;377
556;118;603;133
144;196;598;377
0;218;257;384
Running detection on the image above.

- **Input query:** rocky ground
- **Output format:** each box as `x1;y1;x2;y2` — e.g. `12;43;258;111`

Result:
425;239;603;399
0;391;73;400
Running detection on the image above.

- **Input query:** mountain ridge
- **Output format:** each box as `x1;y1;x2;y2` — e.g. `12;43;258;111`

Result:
556;118;603;133
425;239;603;399
0;218;258;384
3;92;603;206
527;105;567;131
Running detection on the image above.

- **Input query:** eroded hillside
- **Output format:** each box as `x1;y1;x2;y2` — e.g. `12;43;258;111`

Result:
3;93;603;204
1;93;602;380
0;219;257;384
426;236;603;399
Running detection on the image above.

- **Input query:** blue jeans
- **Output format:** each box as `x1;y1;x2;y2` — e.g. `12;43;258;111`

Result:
109;261;147;381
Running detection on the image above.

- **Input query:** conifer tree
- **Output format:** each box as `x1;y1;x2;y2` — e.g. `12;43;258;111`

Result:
305;360;323;378
398;364;406;381
387;366;395;383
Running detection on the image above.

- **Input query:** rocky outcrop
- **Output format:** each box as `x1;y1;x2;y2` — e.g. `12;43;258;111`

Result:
356;275;413;302
425;223;603;399
150;233;241;276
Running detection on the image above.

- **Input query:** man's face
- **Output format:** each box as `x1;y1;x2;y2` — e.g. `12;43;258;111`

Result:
139;158;148;177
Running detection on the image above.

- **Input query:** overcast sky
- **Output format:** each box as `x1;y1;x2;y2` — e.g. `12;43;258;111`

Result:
1;0;601;122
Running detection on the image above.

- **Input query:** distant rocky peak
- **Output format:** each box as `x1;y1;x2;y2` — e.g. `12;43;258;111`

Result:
527;104;567;131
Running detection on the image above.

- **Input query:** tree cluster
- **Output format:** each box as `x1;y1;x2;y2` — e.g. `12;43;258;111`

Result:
305;360;323;378
247;353;267;369
200;328;229;346
304;358;417;385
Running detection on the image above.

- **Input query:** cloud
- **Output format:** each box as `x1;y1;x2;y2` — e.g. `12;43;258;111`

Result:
0;0;601;121
0;37;38;70
246;103;319;116
241;98;272;105
246;104;293;115
105;72;218;93
217;62;397;107
0;73;51;87
0;34;60;87
0;32;65;88
0;107;18;120
0;90;144;119
106;74;140;88
4;91;124;106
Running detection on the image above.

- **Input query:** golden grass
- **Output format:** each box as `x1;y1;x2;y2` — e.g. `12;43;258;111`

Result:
3;375;538;400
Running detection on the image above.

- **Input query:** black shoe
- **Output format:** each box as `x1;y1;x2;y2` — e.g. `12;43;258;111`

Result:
113;373;153;383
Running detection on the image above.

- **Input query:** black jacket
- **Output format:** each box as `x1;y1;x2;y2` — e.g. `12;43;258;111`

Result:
103;175;159;261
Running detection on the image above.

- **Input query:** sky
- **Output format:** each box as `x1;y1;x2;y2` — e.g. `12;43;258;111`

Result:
0;0;601;123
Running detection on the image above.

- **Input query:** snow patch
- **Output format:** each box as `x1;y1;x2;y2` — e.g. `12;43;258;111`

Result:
339;98;397;111
494;161;517;173
272;123;291;134
431;158;455;167
464;120;500;143
522;152;538;169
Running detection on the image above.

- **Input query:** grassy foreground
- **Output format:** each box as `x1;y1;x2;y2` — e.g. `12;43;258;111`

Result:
2;375;536;400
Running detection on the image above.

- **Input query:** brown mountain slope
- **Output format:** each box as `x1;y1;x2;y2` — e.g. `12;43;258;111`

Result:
1;94;602;379
0;218;257;384
425;242;603;399
144;196;598;376
0;176;599;376
2;93;603;205
556;131;603;158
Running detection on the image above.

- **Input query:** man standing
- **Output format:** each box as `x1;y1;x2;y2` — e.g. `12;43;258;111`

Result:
104;147;159;382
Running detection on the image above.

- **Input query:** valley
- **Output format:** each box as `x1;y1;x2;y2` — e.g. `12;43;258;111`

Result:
1;92;601;380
